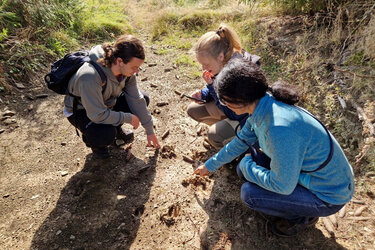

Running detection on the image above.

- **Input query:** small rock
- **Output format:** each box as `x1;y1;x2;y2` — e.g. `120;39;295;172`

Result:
150;83;158;88
26;95;34;100
115;139;125;146
15;83;25;89
3;194;10;198
61;171;68;177
4;119;16;125
117;195;126;200
56;230;62;236
0;129;5;134
61;142;67;146
164;68;172;72
148;63;157;67
172;64;177;69
141;77;148;81
153;109;161;114
175;75;180;80
70;235;75;240
28;105;33;111
156;102;168;107
31;194;39;200
35;94;48;99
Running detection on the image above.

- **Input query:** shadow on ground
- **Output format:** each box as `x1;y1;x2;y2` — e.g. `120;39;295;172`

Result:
197;166;346;249
30;148;159;250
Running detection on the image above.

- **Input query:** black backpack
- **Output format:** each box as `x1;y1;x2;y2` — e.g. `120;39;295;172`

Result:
44;50;107;96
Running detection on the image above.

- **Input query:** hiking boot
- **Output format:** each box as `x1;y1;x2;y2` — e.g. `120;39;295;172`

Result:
269;217;318;237
116;127;134;144
91;146;110;159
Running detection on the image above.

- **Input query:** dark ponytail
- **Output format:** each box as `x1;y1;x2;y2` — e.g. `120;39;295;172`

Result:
269;81;300;105
215;58;300;105
98;35;145;67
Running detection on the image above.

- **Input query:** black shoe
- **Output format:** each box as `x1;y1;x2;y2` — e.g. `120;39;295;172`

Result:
91;146;110;159
82;135;91;148
116;127;134;144
269;217;318;237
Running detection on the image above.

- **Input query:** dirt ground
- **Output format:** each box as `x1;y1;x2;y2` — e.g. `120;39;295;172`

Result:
1;5;375;249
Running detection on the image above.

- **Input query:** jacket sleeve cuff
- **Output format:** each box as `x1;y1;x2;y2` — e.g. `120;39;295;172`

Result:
205;158;221;172
143;119;154;135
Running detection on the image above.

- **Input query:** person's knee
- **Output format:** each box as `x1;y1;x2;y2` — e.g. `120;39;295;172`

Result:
187;103;201;121
207;126;224;149
85;124;116;147
240;182;256;209
139;91;150;106
143;94;150;106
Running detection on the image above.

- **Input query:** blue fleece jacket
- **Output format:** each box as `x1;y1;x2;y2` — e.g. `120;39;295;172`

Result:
205;93;354;205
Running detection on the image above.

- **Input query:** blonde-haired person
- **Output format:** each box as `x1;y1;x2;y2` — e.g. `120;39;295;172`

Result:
187;24;260;149
64;35;160;158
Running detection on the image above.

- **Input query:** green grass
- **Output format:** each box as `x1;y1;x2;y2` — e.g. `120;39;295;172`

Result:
0;0;132;88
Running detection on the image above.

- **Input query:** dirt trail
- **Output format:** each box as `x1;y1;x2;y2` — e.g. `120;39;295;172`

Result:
1;2;375;250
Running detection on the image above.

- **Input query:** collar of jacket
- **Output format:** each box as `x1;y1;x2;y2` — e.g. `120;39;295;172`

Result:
249;93;272;127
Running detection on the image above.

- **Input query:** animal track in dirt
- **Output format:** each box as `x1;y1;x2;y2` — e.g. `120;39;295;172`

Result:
160;203;181;227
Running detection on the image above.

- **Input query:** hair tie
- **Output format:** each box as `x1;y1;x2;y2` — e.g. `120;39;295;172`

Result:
216;28;225;38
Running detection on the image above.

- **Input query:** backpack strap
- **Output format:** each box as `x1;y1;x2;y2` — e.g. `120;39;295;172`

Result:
234;106;334;173
72;60;107;137
88;60;107;93
294;106;334;173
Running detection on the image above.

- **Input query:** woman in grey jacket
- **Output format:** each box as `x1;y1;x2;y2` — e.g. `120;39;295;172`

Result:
64;35;160;158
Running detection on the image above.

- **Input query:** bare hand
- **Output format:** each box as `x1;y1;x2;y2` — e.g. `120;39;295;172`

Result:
191;90;204;104
193;164;210;176
147;133;160;149
131;115;140;129
202;70;214;84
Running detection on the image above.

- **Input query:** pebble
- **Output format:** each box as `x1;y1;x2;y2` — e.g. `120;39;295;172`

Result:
148;63;157;67
15;83;25;89
115;139;125;146
4;119;16;125
141;77;148;81
3;194;10;198
117;195;126;200
70;235;75;240
61;142;67;146
175;75;180;80
0;129;5;134
61;171;68;177
56;230;62;236
28;105;33;111
31;194;39;200
164;68;172;72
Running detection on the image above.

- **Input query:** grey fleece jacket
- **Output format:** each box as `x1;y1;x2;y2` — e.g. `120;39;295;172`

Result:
64;45;154;135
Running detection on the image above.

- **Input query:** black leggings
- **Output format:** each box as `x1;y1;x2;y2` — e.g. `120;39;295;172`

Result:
67;91;149;148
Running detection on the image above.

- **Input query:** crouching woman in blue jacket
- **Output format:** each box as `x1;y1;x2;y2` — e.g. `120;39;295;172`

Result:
194;58;354;237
